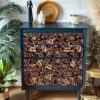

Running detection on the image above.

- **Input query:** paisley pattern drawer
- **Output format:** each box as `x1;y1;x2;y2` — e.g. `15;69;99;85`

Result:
23;33;83;45
24;45;53;58
23;44;83;58
24;58;83;85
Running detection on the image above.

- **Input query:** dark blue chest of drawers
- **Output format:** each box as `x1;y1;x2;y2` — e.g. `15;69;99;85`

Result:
20;22;87;100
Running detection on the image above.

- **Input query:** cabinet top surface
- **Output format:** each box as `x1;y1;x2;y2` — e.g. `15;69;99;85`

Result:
20;22;91;29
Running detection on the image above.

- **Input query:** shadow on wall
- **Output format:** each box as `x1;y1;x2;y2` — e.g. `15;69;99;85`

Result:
57;4;63;22
87;0;100;35
79;15;91;24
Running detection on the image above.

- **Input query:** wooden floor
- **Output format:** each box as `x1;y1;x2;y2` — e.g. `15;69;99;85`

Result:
9;87;100;100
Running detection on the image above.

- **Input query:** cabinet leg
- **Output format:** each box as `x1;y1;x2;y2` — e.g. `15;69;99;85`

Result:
77;89;81;100
25;90;30;100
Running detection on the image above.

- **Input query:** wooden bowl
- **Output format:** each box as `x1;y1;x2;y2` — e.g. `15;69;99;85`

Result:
37;1;60;22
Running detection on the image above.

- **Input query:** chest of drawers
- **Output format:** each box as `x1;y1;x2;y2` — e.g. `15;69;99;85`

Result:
20;22;87;100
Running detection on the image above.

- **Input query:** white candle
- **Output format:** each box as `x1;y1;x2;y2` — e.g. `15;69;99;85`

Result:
70;15;80;24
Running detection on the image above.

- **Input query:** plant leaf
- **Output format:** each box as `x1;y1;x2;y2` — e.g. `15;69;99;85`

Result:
0;79;17;88
0;81;11;87
0;3;24;16
0;20;22;35
0;17;3;21
7;68;16;75
0;59;3;73
4;68;16;81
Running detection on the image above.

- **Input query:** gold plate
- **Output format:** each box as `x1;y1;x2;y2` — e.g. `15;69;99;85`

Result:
37;1;60;22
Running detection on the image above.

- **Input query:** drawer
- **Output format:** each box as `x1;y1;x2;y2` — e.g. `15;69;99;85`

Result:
54;44;83;57
24;45;53;58
23;33;83;45
24;58;83;85
23;44;83;58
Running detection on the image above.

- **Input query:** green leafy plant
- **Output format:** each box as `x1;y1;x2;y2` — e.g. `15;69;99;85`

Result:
0;2;24;92
0;20;22;68
0;58;16;93
0;3;23;19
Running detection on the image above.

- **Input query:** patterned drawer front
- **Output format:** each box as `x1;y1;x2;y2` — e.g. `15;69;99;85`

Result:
54;45;83;57
24;45;53;58
24;58;83;85
23;33;83;45
23;44;83;58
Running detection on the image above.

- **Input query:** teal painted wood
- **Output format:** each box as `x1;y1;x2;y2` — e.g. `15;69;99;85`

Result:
20;22;87;100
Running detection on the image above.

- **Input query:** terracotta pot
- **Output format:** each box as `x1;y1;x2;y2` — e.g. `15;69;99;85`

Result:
0;88;9;100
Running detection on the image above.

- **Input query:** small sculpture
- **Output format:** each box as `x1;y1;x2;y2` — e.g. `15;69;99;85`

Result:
37;11;45;25
27;0;33;25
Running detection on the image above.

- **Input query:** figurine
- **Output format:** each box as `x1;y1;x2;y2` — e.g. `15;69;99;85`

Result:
27;0;33;25
37;11;45;25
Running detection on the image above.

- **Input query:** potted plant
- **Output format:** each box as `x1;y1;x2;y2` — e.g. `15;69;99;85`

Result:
0;58;17;100
0;3;24;66
92;34;100;68
0;2;24;100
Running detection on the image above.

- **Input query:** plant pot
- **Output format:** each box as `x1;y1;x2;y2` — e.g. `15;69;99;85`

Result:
0;88;9;100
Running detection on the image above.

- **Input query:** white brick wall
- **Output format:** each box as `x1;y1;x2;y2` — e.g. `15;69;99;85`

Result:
24;0;90;22
0;0;90;24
